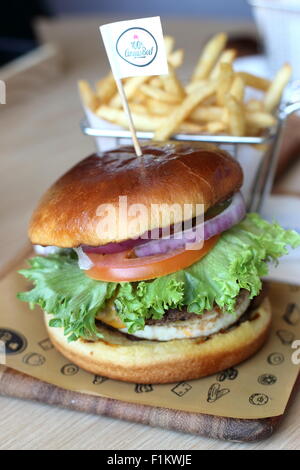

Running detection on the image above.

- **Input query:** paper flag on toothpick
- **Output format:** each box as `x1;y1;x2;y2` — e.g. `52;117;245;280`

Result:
100;16;168;79
99;17;168;156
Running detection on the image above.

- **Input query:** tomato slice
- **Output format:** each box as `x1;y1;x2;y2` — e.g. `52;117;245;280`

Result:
85;235;219;282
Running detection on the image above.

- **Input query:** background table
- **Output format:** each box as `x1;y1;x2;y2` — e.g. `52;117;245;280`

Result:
1;16;299;450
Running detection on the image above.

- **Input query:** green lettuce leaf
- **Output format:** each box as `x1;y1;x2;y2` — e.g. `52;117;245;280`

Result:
115;274;185;332
18;213;300;339
181;213;300;314
18;254;117;341
115;213;300;332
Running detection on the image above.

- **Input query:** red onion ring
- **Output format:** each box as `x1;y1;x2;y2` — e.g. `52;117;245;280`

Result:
204;191;245;239
134;192;245;257
82;226;169;254
81;192;245;258
82;237;145;254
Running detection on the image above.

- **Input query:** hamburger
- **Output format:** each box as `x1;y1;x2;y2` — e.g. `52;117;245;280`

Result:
18;142;300;383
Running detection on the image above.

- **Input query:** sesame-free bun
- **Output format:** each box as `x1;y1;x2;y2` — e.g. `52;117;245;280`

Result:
29;142;243;247
45;297;271;384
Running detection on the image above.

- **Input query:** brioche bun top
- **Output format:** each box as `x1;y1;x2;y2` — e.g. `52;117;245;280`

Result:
29;142;243;247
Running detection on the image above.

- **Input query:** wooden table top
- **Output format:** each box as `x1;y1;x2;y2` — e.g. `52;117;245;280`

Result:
1;16;299;450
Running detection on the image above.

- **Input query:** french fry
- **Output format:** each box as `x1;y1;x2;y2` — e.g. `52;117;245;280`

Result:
206;121;227;134
168;48;184;68
210;49;237;79
264;63;292;112
154;82;217;141
246;111;277;129
128;102;148;114
146;98;176;115
78;80;101;112
185;80;209;94
230;75;245;102
225;95;245;136
238;72;271;91
164;35;175;55
246;99;264;112
130;89;148;104
149;77;164;88
95;72;117;103
201;95;216;106
81;31;291;139
140;84;182;104
96;105;165;131
190;105;224;123
161;66;186;98
110;76;149;108
179;121;207;133
216;63;233;106
191;32;227;81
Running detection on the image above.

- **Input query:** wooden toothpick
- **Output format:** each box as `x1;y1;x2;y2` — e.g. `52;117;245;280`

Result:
115;78;142;157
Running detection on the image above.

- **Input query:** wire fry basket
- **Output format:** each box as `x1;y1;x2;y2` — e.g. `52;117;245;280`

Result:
80;100;300;213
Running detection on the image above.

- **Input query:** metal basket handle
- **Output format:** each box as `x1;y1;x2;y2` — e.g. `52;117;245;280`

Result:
250;98;300;212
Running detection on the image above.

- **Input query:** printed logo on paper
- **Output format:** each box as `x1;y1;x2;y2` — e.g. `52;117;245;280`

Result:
249;393;269;406
0;328;27;355
267;352;285;366
116;27;158;68
171;382;192;397
22;352;45;366
60;363;79;376
258;374;277;386
38;337;54;351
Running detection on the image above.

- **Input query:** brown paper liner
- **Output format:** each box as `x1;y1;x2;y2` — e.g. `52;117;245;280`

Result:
0;254;299;420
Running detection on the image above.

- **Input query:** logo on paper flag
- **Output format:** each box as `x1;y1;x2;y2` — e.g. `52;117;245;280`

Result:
116;28;158;67
100;17;168;79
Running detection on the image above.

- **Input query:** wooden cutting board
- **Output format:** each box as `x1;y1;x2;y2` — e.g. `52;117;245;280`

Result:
1;366;298;442
0;246;299;443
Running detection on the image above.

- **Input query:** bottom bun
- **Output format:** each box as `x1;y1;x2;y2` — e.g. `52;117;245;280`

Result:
45;297;271;384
